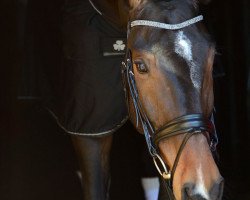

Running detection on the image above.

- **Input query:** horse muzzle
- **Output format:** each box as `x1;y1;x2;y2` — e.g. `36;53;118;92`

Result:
182;176;224;200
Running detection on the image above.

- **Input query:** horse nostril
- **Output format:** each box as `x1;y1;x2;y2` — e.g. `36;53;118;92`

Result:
182;183;208;200
182;183;204;200
182;179;224;200
219;178;225;199
210;177;224;200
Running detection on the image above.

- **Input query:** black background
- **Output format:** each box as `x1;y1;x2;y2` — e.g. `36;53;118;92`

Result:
1;0;250;199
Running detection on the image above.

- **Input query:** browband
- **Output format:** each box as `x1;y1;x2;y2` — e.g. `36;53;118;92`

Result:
130;15;203;30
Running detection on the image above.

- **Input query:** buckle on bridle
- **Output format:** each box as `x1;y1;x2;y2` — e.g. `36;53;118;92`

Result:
152;153;171;180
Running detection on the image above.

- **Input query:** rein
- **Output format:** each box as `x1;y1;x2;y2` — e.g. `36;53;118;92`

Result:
122;15;218;199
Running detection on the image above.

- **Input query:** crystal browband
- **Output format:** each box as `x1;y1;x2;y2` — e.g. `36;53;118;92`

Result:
130;15;203;30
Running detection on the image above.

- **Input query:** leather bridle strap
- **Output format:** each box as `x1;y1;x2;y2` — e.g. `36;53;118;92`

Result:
152;114;214;186
153;114;214;145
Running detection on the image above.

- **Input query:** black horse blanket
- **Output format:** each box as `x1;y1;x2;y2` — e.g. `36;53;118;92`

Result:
22;0;128;136
53;0;129;136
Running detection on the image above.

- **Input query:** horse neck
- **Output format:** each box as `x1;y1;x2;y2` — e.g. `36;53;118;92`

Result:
90;0;129;30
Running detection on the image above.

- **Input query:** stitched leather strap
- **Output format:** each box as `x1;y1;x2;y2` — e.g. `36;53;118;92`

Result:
153;114;214;145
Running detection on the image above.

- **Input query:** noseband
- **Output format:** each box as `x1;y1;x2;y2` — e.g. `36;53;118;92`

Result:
122;15;218;198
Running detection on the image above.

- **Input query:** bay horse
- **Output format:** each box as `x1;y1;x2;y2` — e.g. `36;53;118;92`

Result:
71;0;224;199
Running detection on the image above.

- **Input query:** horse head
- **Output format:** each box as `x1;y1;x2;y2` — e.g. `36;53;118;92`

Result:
123;0;224;199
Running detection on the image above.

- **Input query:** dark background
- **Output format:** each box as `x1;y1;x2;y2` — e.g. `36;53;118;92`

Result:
1;0;250;199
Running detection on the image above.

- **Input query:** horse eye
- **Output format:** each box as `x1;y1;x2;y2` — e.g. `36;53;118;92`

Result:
134;61;148;73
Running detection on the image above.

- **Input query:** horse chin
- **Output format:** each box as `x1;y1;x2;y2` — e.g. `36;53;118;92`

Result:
159;134;224;200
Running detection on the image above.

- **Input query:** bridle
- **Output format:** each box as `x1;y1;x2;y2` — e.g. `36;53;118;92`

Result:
122;15;218;199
